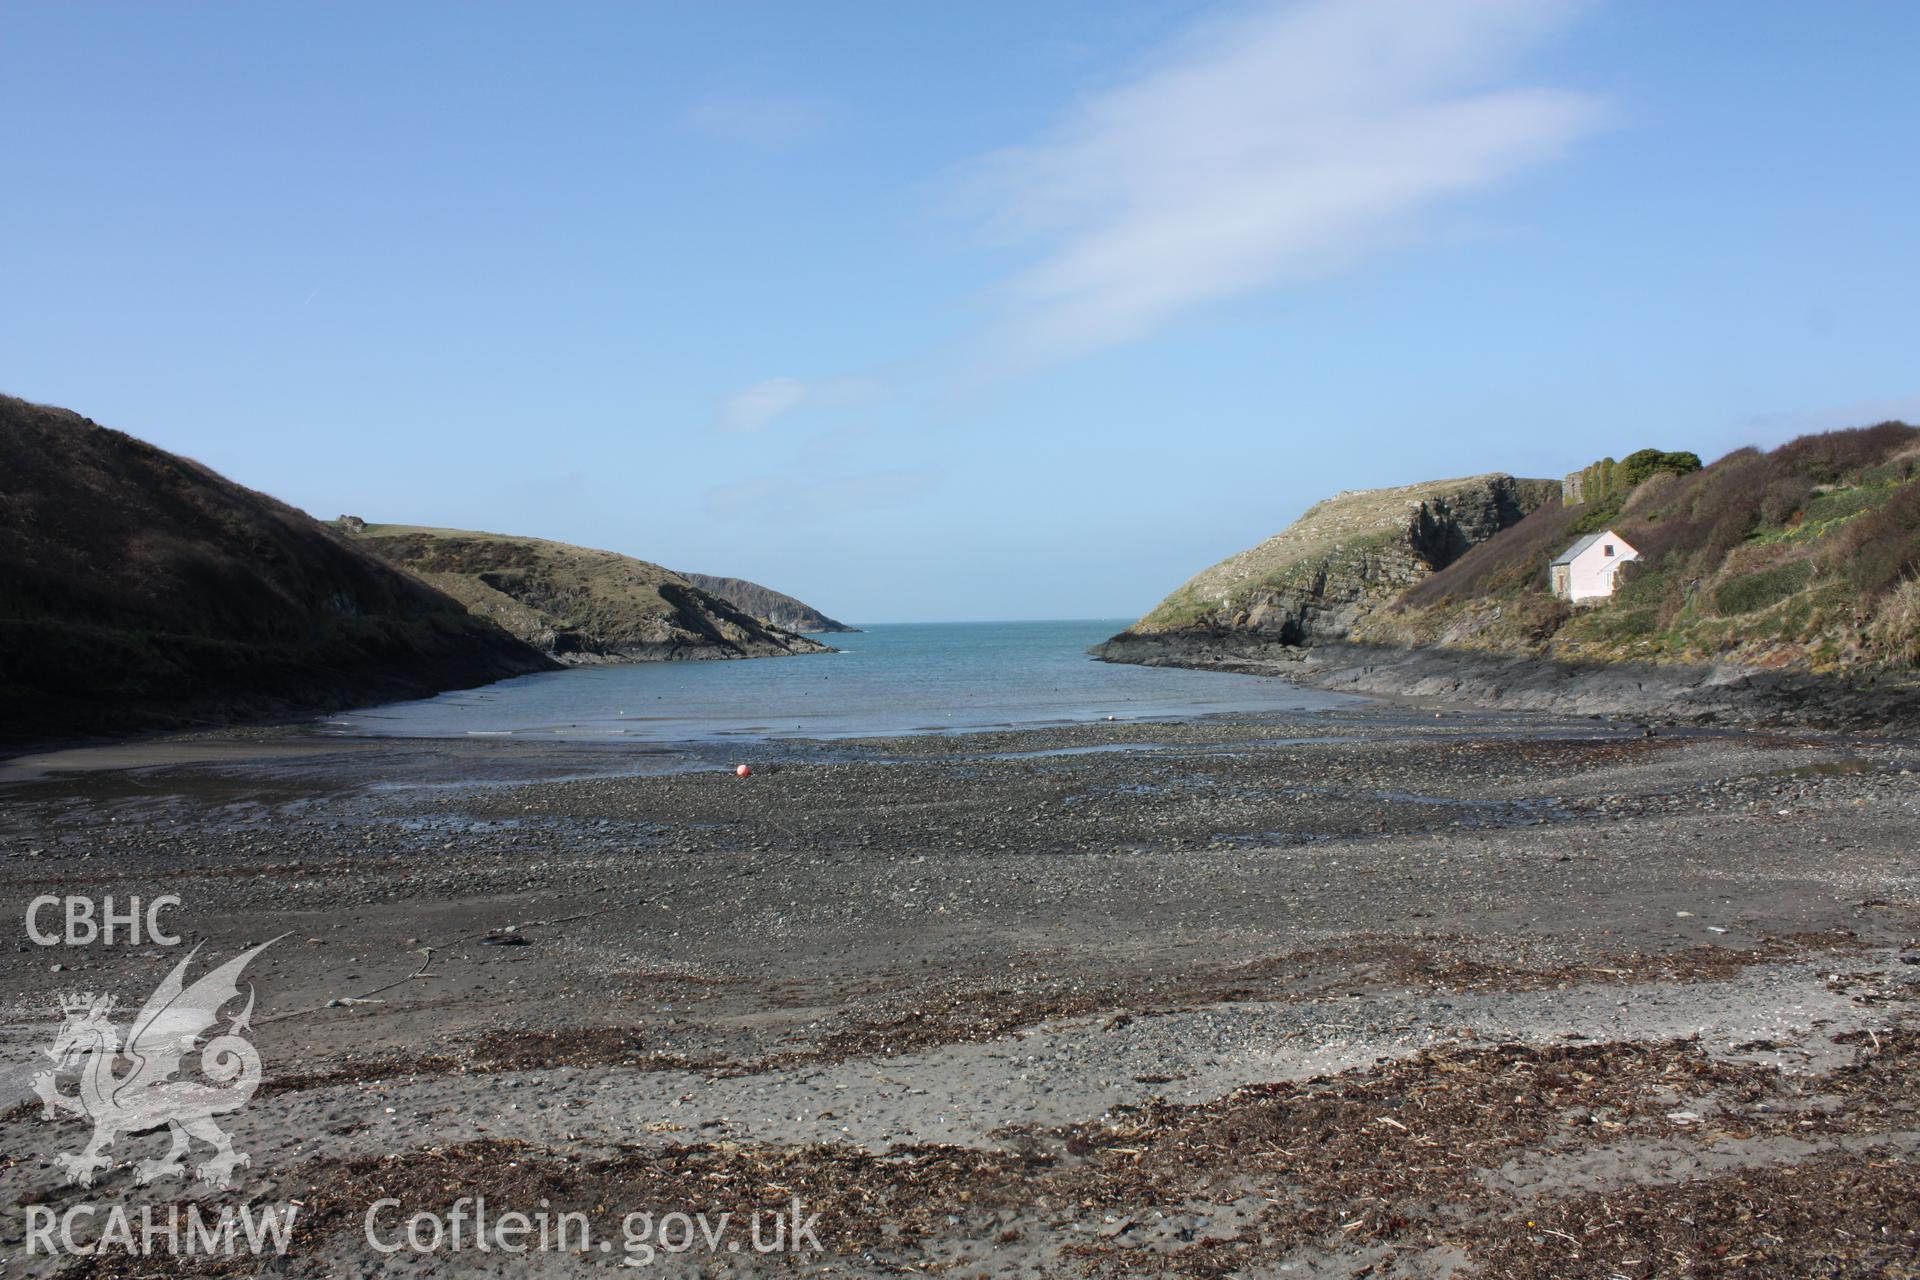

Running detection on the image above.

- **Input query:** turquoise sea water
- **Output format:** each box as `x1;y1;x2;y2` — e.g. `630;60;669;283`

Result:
327;619;1357;742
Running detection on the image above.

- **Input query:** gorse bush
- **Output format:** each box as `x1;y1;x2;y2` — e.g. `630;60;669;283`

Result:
1714;560;1814;616
1803;484;1889;525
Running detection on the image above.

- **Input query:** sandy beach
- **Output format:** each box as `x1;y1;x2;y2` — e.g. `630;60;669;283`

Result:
1;702;1915;1276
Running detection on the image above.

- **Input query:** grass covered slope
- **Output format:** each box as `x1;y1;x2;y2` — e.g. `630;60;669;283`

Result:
1364;423;1920;672
0;396;556;743
338;523;832;662
1119;473;1558;645
677;571;856;633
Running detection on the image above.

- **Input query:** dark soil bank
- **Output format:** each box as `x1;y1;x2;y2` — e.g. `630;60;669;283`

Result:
0;396;555;745
1;704;1915;1275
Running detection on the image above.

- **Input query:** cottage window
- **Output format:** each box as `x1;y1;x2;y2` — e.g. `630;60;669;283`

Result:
1603;544;1614;556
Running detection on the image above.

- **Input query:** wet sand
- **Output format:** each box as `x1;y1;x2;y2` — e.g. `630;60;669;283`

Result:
0;703;1915;1276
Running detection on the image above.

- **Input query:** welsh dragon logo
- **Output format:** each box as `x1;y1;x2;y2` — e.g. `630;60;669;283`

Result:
33;939;278;1189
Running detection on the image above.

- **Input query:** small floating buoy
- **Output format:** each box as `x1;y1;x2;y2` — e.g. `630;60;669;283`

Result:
735;764;753;778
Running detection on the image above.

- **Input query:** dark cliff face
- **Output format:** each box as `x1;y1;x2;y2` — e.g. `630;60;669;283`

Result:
1106;474;1558;657
0;396;555;744
675;572;857;634
1407;481;1548;575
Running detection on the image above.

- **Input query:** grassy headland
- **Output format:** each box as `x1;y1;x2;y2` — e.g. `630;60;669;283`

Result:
1127;473;1558;642
337;522;833;663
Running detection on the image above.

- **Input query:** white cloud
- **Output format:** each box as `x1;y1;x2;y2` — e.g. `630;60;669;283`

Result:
969;0;1607;360
715;377;810;433
712;375;884;433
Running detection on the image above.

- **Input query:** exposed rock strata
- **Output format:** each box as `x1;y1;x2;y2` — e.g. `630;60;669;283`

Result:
1107;473;1556;649
676;572;856;634
1098;635;1920;732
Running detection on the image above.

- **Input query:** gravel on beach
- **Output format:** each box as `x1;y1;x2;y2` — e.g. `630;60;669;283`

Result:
0;703;1915;1276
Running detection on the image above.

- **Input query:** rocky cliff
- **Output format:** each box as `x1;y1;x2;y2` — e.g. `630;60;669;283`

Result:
1099;426;1920;729
339;524;833;663
676;572;857;633
1359;423;1920;674
0;396;556;744
1099;473;1556;662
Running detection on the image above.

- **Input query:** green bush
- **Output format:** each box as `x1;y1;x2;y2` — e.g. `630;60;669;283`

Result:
1801;485;1885;524
1572;449;1702;508
1860;457;1919;487
1612;563;1667;608
1602;606;1661;639
1617;448;1704;491
1713;560;1814;615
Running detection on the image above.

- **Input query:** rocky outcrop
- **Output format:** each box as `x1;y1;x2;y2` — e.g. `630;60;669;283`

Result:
1099;473;1556;658
676;572;857;633
339;524;833;663
1117;639;1920;733
0;396;557;744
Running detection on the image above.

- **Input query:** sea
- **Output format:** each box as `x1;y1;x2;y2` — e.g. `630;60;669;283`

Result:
325;619;1358;742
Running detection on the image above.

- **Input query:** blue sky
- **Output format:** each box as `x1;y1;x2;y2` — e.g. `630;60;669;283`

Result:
4;1;1917;623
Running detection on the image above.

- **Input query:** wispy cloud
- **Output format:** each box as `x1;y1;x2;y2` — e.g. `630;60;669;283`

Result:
968;0;1606;360
711;375;882;433
715;377;810;433
709;0;1602;432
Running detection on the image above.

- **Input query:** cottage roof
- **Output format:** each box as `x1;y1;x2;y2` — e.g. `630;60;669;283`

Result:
1552;531;1612;566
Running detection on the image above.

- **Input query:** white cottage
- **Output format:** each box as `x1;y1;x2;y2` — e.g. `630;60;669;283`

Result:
1550;530;1638;603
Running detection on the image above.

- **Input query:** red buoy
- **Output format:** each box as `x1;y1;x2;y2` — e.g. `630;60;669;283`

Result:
735;764;752;778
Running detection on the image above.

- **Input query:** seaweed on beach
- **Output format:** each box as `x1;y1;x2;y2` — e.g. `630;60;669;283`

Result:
70;1031;1920;1279
1462;1155;1920;1279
